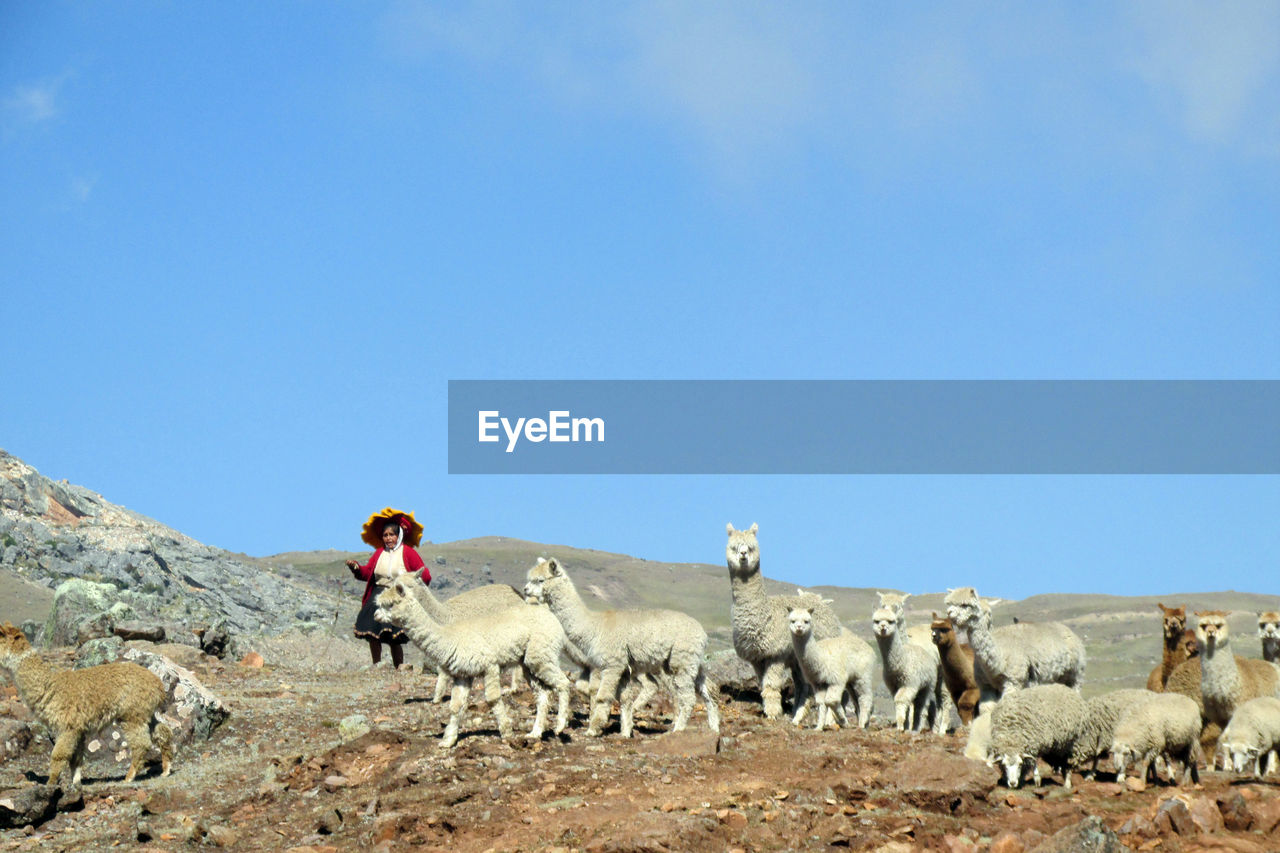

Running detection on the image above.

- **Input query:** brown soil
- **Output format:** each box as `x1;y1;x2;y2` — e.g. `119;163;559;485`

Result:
2;659;1279;853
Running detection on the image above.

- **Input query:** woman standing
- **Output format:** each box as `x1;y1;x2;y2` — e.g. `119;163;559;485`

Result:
345;508;431;668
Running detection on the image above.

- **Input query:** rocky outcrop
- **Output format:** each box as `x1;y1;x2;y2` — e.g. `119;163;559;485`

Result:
0;449;337;643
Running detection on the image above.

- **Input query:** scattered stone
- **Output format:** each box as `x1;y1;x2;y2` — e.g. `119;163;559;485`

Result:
113;621;165;642
338;715;371;743
1119;814;1156;839
74;636;124;668
635;730;720;757
323;775;349;792
240;651;265;668
873;747;996;815
704;650;756;696
1154;797;1195;836
195;624;231;658
989;831;1026;853
942;835;978;853
1027;816;1129;853
0;785;62;830
122;647;230;741
1123;776;1146;793
1249;797;1280;834
1217;792;1254;832
204;825;239;848
1187;795;1224;834
0;719;34;761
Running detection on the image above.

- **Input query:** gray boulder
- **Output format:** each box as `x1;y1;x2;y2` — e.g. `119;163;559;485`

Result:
122;648;230;741
41;579;135;647
0;785;62;829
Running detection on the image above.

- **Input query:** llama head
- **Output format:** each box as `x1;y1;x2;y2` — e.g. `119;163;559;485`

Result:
374;577;413;623
944;587;982;628
1181;629;1200;658
0;623;32;666
1258;612;1280;642
1194;610;1231;651
871;605;902;639
724;523;760;577
524;556;567;603
1157;603;1187;640
787;607;815;639
876;591;909;616
930;613;956;647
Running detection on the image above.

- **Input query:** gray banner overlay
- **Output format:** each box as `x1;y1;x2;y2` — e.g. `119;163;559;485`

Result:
447;380;1279;474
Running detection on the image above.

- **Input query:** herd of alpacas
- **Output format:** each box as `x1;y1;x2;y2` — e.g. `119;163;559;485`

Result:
2;522;1280;795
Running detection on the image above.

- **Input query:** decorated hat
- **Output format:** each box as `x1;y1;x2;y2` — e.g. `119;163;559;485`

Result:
360;507;424;548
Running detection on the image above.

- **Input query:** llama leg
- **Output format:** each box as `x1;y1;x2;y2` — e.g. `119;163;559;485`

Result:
484;665;512;738
696;667;720;733
630;673;659;722
48;731;80;787
507;665;524;694
670;665;697;732
123;718;154;783
892;688;913;731
432;668;450;703
790;661;813;724
152;720;173;777
442;677;471;748
792;682;812;727
529;686;550;740
831;687;851;728
528;656;571;735
68;735;88;787
588;665;626;736
760;661;788;721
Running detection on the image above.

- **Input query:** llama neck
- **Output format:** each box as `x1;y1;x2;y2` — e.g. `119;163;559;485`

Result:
937;639;969;672
1160;635;1190;680
9;652;54;715
791;631;816;673
543;576;603;654
416;586;450;623
727;562;769;610
875;628;910;672
391;596;453;663
964;617;1006;680
1200;634;1241;700
1263;637;1280;664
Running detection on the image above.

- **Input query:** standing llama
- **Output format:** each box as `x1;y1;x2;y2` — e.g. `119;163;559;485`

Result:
415;582;529;702
523;557;719;738
787;606;876;730
0;623;173;785
725;523;840;720
1192;610;1280;729
1146;604;1194;692
944;587;1085;701
871;602;945;733
930;614;982;724
1259;612;1280;664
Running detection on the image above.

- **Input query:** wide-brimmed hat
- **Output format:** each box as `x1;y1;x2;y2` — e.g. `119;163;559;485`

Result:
360;508;424;548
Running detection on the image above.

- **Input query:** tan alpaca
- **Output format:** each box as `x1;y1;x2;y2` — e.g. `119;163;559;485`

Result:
930;614;982;724
1146;604;1196;692
0;623;172;785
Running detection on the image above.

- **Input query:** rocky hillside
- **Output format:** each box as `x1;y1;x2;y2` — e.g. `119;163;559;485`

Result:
0;450;338;645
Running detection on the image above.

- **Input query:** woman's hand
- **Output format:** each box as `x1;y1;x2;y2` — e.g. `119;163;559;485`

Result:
346;560;360;574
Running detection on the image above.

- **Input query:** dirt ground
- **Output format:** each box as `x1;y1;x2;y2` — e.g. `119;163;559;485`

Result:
3;652;1280;853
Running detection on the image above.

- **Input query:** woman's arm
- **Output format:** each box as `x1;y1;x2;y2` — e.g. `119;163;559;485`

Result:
346;551;379;582
403;547;431;585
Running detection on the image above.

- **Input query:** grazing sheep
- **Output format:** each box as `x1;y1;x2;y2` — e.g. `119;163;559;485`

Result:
930;613;982;724
375;578;571;749
1071;688;1159;778
787;607;876;730
871;603;944;733
1217;696;1280;777
1111;692;1203;786
944;587;1085;700
1146;604;1193;692
1259;612;1280;665
989;684;1090;789
523;557;719;737
1193;610;1280;729
416;583;528;702
725;523;840;720
0;622;173;786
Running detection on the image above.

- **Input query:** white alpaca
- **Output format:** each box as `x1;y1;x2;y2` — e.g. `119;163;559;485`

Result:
375;578;571;749
871;604;944;733
415;583;528;702
725;523;840;721
876;592;957;731
1258;612;1280;665
523;557;719;737
787;607;875;730
944;587;1085;700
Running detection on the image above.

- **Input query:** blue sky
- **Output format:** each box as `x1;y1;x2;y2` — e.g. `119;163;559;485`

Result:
2;2;1277;599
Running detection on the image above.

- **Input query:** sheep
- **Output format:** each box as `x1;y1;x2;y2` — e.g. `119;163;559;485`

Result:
1259;612;1280;665
725;523;840;721
1146;604;1193;692
1111;693;1203;786
989;684;1090;789
415;582;529;702
787;607;876;730
1193;610;1280;729
944;586;1085;700
1071;688;1159;779
930;613;982;724
523;557;719;737
871;602;945;734
1217;696;1280;777
0;622;173;786
374;577;571;748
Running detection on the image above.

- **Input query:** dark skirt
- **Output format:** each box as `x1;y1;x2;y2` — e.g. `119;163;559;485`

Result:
353;597;409;644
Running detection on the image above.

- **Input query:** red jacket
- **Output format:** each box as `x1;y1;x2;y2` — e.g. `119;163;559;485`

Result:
353;546;430;605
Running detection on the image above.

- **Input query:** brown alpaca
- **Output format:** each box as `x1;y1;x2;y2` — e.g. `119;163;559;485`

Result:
1145;603;1192;692
0;623;172;786
929;613;981;724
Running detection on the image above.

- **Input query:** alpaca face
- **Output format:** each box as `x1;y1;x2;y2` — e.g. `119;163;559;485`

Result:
1194;611;1230;650
787;608;814;640
944;587;982;629
1258;612;1280;641
724;523;760;576
930;616;955;648
374;578;411;622
1158;604;1187;640
523;556;566;602
871;607;901;639
876;591;908;617
0;623;32;668
1182;630;1199;658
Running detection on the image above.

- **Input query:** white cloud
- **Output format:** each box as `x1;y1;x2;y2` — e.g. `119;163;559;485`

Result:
5;72;71;124
71;174;97;203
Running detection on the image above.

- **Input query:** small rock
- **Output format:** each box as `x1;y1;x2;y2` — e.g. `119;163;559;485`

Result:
1154;797;1195;836
1187;795;1224;834
1217;792;1254;832
113;622;166;642
317;809;343;834
240;651;264;668
1027;816;1127;852
942;835;978;853
338;715;371;743
1119;814;1156;839
0;785;62;829
1250;797;1280;834
989;831;1025;853
205;825;239;848
1124;776;1146;792
322;776;349;792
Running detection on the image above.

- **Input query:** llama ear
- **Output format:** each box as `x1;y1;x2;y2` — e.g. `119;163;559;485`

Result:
901;593;911;605
726;523;735;534
822;597;833;606
748;522;758;533
932;611;939;620
547;558;562;575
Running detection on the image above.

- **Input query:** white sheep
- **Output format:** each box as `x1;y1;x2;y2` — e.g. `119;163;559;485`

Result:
1111;692;1203;786
374;577;572;749
1071;688;1159;778
1218;696;1280;778
989;683;1090;789
944;586;1085;700
871;603;944;733
523;557;719;738
415;582;529;702
725;523;841;721
787;607;876;730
